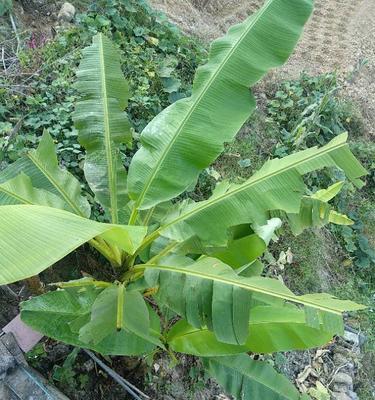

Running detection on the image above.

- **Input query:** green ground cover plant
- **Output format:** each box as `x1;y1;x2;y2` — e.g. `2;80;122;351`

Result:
0;0;371;398
0;0;206;180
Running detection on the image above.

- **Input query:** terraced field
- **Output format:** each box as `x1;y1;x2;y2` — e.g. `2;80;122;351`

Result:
151;0;375;136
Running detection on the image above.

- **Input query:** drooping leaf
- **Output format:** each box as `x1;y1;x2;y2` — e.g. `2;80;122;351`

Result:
0;205;147;285
208;233;266;269
0;173;67;209
206;219;280;269
157;134;366;245
127;0;314;213
311;181;344;202
167;305;336;356
237;260;265;278
287;180;354;234
21;288;159;355
148;255;251;345
203;354;304;400
73;33;131;224
0;131;91;217
143;257;366;315
328;210;353;225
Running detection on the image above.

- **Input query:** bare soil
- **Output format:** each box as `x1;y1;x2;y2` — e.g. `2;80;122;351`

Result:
150;0;375;137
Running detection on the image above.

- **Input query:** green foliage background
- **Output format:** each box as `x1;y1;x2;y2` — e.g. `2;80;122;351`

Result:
0;0;206;175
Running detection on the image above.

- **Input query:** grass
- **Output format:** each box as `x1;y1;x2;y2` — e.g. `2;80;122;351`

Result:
211;73;375;398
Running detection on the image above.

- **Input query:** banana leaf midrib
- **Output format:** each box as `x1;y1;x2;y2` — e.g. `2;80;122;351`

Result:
157;135;347;235
27;152;84;216
141;263;343;314
0;185;33;205
170;304;324;340
131;2;272;212
170;318;310;340
98;33;119;224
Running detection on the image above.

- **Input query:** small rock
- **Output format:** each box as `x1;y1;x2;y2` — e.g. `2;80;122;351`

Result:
333;392;352;400
0;355;15;376
333;383;350;393
347;391;359;400
57;2;76;22
333;353;350;365
83;359;94;372
333;372;353;388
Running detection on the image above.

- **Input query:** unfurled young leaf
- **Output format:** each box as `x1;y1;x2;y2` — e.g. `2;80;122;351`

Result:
73;33;131;224
128;0;315;217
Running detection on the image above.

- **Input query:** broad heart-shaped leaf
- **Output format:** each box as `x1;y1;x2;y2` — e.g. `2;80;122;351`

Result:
143;257;366;316
167;305;336;357
203;354;305;400
73;33;131;224
0;173;67;208
0;205;147;285
156;134;366;245
0;131;90;217
79;285;162;348
21;287;159;356
127;0;314;213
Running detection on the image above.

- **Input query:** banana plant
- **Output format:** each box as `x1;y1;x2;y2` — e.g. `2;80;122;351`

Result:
0;0;368;398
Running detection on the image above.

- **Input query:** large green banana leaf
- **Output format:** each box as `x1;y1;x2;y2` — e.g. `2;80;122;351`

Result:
167;305;337;356
203;354;305;400
149;255;252;345
143;257;365;315
21;287;160;355
0;205;146;285
0;131;91;217
73;33;131;224
0;173;67;209
157;134;366;245
127;0;314;214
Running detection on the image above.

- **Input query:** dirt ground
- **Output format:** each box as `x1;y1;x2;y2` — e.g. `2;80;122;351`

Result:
150;0;375;137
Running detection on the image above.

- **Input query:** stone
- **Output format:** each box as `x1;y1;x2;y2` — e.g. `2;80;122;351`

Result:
0;339;15;376
333;392;352;400
57;2;76;22
333;352;350;365
333;372;353;388
83;359;94;372
347;390;359;400
333;383;350;393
